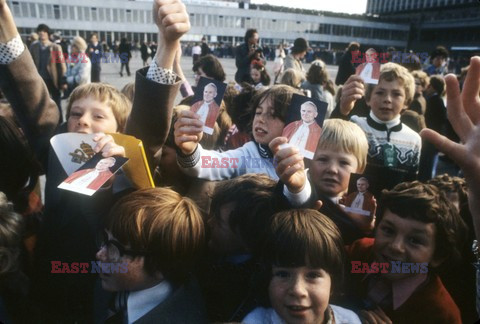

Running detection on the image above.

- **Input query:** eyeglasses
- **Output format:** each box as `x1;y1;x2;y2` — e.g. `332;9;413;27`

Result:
96;230;146;262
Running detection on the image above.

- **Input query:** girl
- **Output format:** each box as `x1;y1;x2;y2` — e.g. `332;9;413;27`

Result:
250;63;271;90
175;85;298;180
243;209;361;323
301;60;335;118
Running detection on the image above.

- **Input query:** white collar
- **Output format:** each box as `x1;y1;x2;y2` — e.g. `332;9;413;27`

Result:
127;280;173;323
369;111;401;129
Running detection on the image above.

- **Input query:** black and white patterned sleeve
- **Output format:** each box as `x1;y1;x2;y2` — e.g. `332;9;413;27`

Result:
0;34;25;65
146;56;177;84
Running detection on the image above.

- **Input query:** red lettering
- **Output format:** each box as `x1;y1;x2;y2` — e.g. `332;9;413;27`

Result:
361;263;370;273
351;261;362;273
379;262;390;273
351;50;362;64
201;156;211;168
70;53;79;64
369;262;379;273
230;158;239;168
379;52;388;64
51;261;62;273
211;158;220;168
63;52;70;64
61;262;71;273
221;157;229;168
70;262;79;273
79;53;88;63
79;263;89;273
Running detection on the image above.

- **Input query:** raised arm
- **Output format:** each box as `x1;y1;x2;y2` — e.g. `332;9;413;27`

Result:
421;56;480;238
0;0;59;168
126;0;190;172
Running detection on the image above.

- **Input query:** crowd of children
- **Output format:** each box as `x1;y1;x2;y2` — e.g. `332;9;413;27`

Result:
1;0;480;323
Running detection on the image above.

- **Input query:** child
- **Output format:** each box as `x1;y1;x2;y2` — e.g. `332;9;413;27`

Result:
175;85;298;181
420;55;480;318
198;173;289;322
96;188;207;323
243;209;361;324
250;63;271;90
0;0;189;321
339;63;421;189
301;59;335;118
347;181;465;323
271;119;372;241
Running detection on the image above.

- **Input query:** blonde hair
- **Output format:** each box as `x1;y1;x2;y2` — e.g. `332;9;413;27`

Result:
106;188;205;284
66;83;132;133
121;82;135;103
279;68;304;88
72;36;88;53
316;119;369;173
411;70;430;89
365;63;415;107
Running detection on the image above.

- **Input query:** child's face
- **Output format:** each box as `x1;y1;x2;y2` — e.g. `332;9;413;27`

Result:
374;209;438;280
96;230;161;292
250;68;261;83
310;148;359;197
367;79;407;122
269;266;331;324
68;96;118;133
252;95;285;145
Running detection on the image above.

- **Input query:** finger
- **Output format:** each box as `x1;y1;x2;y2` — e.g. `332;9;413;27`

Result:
462;56;480;124
359;310;377;324
179;109;201;119
276;154;304;174
165;23;191;38
176;125;203;134
93;134;113;152
175;117;203;129
177;135;199;143
373;307;392;324
280;163;303;180
162;11;189;26
269;136;288;153
102;145;125;158
313;200;323;210
275;146;300;161
445;74;473;141
420;129;466;168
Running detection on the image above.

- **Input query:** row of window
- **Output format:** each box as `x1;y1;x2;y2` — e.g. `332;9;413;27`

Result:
368;0;476;14
10;1;406;41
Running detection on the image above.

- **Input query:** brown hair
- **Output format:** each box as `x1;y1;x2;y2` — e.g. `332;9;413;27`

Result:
66;83;132;133
279;68;304;88
193;54;226;82
261;209;345;293
365;63;415;107
0;192;24;275
378;181;467;268
306;60;329;85
248;85;299;127
106;188;205;284
210;174;286;253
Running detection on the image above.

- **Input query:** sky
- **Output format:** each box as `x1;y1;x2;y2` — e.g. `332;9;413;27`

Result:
250;0;368;15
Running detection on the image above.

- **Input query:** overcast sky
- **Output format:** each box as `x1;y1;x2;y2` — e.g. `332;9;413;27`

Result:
250;0;368;15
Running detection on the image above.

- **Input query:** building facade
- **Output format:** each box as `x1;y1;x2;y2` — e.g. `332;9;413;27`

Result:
9;0;410;50
366;0;480;51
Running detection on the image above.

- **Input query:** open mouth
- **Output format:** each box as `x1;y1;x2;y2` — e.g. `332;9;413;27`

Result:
286;305;311;314
254;127;268;134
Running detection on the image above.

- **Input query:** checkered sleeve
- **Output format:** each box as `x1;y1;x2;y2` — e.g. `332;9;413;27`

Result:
146;56;177;84
176;145;200;169
0;35;25;65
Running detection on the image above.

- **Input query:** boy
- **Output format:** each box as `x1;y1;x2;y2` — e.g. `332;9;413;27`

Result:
271;118;372;242
339;63;421;189
347;181;465;323
197;173;289;322
0;0;189;321
97;188;207;323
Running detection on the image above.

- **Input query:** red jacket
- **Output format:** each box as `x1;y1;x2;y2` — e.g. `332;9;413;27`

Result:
346;238;461;324
191;100;220;130
64;168;113;190
343;191;376;214
283;120;322;153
